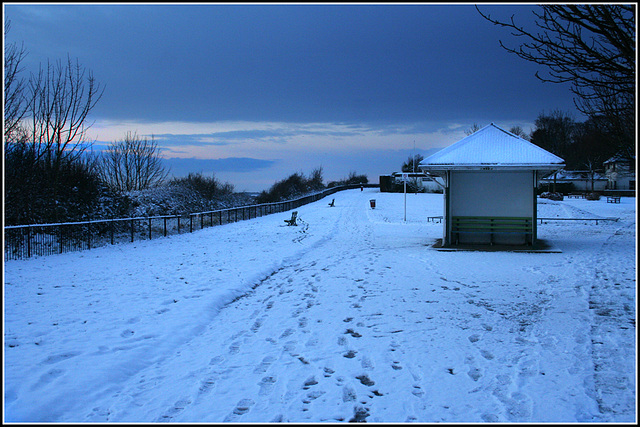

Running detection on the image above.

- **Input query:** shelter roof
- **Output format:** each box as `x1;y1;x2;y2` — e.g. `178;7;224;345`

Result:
419;123;565;172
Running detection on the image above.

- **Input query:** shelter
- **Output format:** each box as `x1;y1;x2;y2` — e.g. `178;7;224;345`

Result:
419;123;564;247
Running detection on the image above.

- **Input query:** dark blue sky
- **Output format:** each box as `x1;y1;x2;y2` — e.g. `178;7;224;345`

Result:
4;3;583;191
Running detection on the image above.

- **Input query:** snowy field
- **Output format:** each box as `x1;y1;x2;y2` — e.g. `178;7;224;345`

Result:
3;188;636;423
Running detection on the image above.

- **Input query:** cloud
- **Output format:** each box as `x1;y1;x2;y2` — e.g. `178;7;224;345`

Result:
87;117;535;192
163;157;277;177
88;118;472;161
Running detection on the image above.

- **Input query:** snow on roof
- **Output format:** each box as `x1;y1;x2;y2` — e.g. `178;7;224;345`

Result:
419;123;565;171
540;170;607;181
604;154;635;164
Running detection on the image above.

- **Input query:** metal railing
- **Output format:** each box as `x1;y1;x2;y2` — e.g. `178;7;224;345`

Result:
4;184;376;260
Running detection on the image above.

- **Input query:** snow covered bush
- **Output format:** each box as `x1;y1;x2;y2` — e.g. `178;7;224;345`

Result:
125;179;253;217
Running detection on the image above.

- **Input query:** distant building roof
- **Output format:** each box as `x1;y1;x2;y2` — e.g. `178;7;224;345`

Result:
539;170;607;181
419;123;565;172
604;154;635;164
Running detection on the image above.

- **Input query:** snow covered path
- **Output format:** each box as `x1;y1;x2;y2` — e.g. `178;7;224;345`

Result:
3;189;636;422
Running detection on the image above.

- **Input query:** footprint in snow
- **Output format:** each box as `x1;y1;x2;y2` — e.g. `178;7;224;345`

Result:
258;376;277;396
253;355;276;374
412;384;425;397
31;368;64;390
345;328;362;338
280;328;294;338
41;351;81;365
228;342;240;354
350;405;370;422
231;397;253;412
157;398;191;421
356;374;375;386
480;349;495;360
342;384;357;402
303;376;318;389
468;367;483;381
198;378;216;394
344;350;357;359
303;389;325;404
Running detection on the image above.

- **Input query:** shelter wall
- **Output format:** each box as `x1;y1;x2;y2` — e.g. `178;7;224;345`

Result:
449;171;534;217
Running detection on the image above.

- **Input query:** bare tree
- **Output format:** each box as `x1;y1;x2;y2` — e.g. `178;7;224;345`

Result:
4;30;106;223
464;123;482;136
25;56;104;167
508;125;529;140
4;21;29;143
476;4;635;152
99;132;169;192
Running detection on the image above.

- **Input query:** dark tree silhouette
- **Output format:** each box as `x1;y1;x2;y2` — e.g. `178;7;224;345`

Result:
477;4;635;154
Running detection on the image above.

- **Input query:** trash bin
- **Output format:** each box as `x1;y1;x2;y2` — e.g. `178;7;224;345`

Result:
370;199;376;209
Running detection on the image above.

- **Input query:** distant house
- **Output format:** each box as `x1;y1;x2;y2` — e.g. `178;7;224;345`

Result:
539;170;607;193
392;172;441;192
604;155;636;190
419;123;564;247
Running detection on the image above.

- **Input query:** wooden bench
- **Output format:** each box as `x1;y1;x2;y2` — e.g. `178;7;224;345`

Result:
284;211;298;226
451;216;533;245
606;196;621;203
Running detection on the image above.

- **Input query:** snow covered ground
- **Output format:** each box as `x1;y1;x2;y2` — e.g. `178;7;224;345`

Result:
3;189;636;423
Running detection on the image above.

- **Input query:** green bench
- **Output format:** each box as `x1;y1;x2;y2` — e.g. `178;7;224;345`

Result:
451;216;533;245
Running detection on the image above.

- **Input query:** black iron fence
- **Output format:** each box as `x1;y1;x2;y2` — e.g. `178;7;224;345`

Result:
4;184;376;260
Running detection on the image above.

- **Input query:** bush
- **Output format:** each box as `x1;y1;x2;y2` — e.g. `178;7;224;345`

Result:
169;172;234;200
126;180;250;217
4;146;110;225
256;168;325;204
327;171;368;188
540;192;564;201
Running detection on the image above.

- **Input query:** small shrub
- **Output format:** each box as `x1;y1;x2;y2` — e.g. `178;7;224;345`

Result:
541;192;564;201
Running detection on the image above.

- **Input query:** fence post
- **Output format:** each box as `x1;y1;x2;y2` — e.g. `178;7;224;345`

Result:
178;215;181;234
27;225;31;258
131;219;135;242
110;219;114;245
149;217;152;239
164;217;167;237
88;222;91;250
